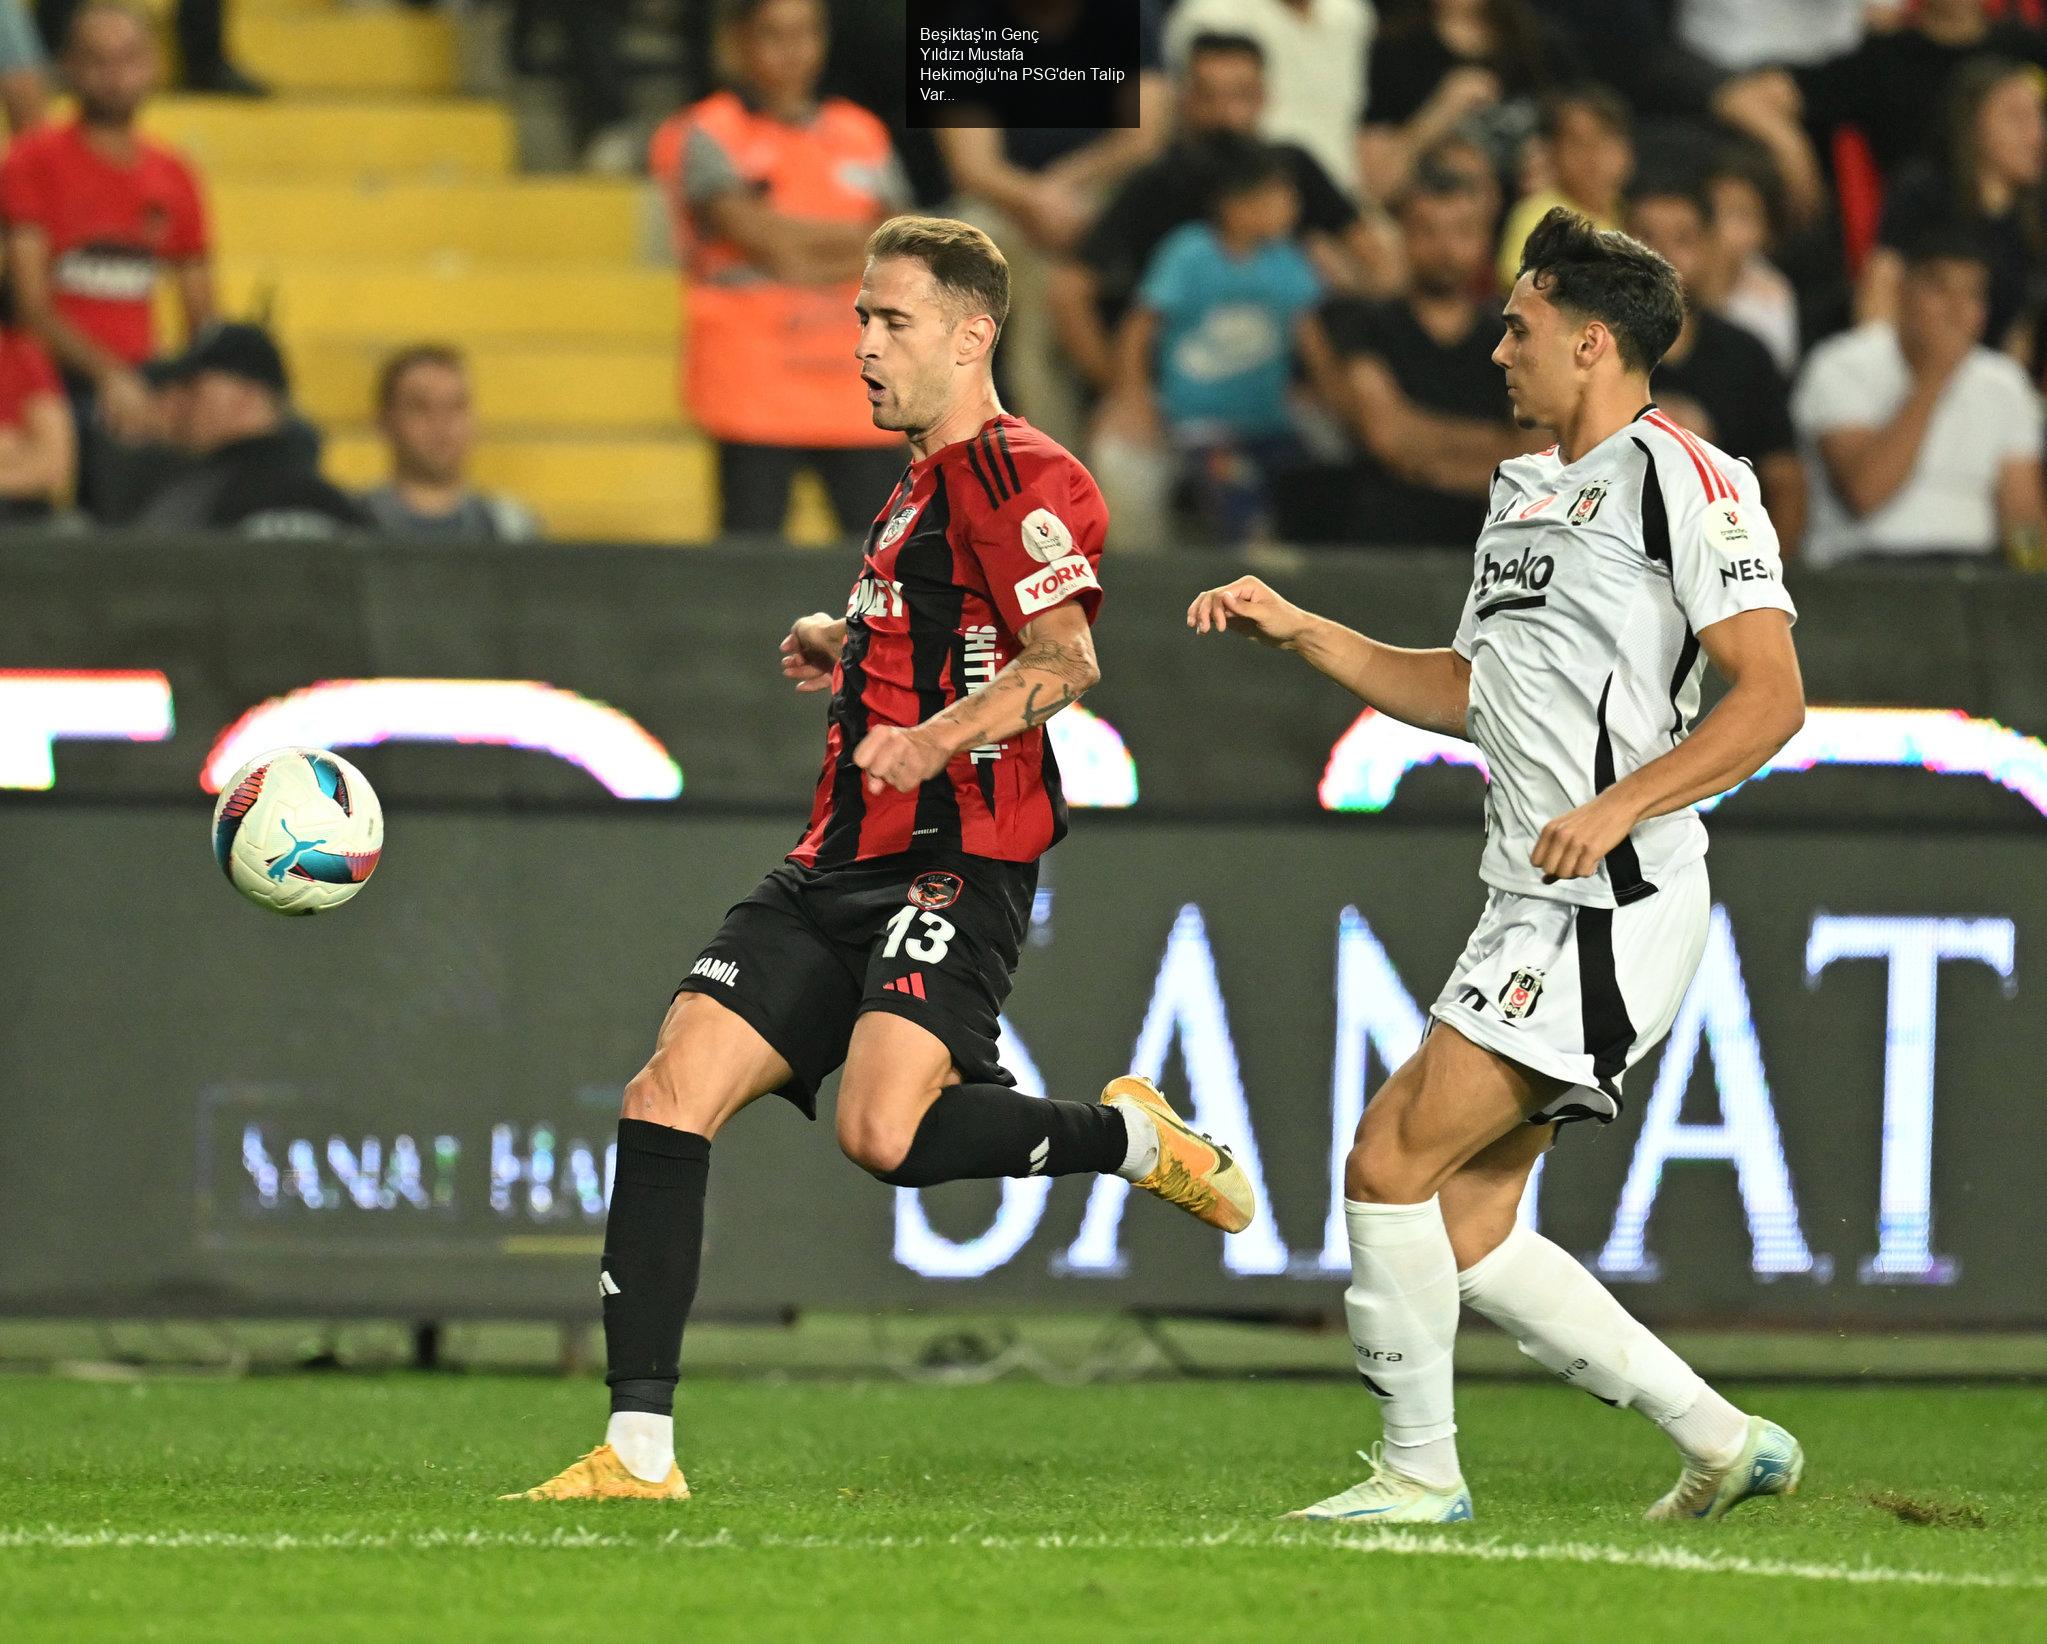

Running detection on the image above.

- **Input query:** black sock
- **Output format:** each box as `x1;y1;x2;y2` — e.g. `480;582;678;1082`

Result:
874;1083;1128;1187
602;1118;711;1417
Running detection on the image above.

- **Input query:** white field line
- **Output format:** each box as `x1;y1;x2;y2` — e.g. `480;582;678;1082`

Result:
0;1524;2040;1590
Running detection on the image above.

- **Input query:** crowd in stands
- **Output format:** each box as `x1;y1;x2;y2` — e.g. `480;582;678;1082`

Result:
0;0;536;540
769;0;2047;567
6;0;2047;568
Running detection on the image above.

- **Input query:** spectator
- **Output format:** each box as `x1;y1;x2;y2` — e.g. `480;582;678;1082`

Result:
359;346;541;542
934;0;1166;447
1627;178;1805;552
1673;0;1869;73
1164;0;1376;198
1050;32;1398;403
652;0;911;539
1098;140;1343;546
1312;166;1540;547
1858;55;2046;361
2;0;212;517
1792;233;2044;569
0;0;47;133
0;310;72;519
1798;0;2047;178
38;0;265;96
132;323;366;537
1496;84;1632;288
1418;127;1505;235
1701;144;1800;374
1525;0;1725;115
1359;0;1553;205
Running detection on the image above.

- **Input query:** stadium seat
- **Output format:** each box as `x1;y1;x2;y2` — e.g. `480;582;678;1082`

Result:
148;0;769;543
209;179;647;263
145;97;516;182
320;434;839;545
213;262;680;344
291;339;677;434
230;7;459;96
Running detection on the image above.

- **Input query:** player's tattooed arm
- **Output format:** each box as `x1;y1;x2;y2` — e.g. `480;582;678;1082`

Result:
851;604;1099;794
1189;576;1471;739
941;605;1100;746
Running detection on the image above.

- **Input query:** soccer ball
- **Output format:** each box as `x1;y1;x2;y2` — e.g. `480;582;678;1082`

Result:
211;747;384;916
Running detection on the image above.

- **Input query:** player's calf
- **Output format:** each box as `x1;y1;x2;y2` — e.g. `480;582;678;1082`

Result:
839;1011;1133;1186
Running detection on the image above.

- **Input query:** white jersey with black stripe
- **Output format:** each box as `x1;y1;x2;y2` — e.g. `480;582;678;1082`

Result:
1453;407;1797;909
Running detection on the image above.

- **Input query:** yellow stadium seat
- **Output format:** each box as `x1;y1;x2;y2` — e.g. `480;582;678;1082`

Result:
144;97;515;182
231;9;458;96
217;262;681;345
127;1;843;544
292;337;678;433
323;433;842;546
209;179;647;263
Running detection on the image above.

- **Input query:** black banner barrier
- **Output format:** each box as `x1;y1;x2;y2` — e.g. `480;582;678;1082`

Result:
1;808;2040;1326
5;534;2047;829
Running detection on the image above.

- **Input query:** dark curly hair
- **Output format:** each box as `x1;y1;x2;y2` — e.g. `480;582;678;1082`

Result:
1515;205;1683;374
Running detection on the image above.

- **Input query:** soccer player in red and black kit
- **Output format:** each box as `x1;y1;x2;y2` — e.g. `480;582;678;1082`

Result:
510;216;1256;1502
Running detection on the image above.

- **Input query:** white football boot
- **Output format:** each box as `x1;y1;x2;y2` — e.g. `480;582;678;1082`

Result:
1645;1415;1804;1521
1286;1445;1475;1525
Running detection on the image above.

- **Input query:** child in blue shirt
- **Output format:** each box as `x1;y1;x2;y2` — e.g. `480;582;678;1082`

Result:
1103;139;1343;544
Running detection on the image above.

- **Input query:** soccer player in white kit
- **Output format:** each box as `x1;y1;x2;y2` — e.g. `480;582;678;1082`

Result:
1188;208;1810;1523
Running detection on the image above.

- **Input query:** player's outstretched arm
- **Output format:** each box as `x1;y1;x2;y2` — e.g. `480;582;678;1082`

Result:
1530;609;1805;882
852;602;1100;794
779;611;847;694
1188;575;1470;739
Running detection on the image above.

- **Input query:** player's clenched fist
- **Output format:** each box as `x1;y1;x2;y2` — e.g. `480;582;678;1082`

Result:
779;611;845;693
1529;793;1639;883
1186;576;1310;646
854;723;950;795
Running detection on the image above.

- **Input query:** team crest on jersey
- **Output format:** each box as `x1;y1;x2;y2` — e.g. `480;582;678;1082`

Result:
1568;483;1608;526
876;502;920;551
1020;507;1076;563
1499;967;1545;1020
909;870;963;911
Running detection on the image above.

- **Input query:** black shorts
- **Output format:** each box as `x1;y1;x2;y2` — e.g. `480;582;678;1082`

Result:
673;850;1037;1118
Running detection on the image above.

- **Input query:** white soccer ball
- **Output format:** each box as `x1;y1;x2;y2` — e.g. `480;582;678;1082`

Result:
210;746;384;916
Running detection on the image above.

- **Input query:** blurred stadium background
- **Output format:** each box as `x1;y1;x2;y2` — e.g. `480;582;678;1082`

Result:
2;2;2044;1639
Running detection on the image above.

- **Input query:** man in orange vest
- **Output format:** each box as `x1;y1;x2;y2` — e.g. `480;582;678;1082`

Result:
651;0;915;539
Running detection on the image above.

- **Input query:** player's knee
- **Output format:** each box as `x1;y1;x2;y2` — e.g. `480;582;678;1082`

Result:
622;1060;718;1134
836;1106;918;1179
1344;1135;1434;1205
1344;1091;1441;1204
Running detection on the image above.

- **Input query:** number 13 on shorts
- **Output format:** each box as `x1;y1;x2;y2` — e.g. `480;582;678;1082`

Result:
882;902;955;964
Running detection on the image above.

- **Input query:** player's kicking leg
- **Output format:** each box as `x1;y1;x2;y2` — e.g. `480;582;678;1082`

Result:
836;1011;1253;1233
1443;1124;1804;1522
830;852;1253;1231
504;991;785;1501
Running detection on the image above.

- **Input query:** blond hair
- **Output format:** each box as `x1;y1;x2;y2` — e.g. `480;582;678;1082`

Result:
866;215;1010;336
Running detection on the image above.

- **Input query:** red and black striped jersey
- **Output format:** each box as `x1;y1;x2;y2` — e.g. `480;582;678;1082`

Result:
789;413;1108;868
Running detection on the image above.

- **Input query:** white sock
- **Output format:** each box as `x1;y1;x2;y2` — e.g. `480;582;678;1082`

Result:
1343;1197;1462;1488
1111;1099;1160;1181
1657;1387;1751;1467
605;1411;675;1482
1457;1224;1747;1464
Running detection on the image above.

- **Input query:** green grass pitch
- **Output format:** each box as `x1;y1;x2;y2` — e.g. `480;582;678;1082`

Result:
3;1376;2041;1643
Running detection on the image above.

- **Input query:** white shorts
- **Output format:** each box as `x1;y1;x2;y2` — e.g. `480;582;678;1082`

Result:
1427;858;1710;1126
